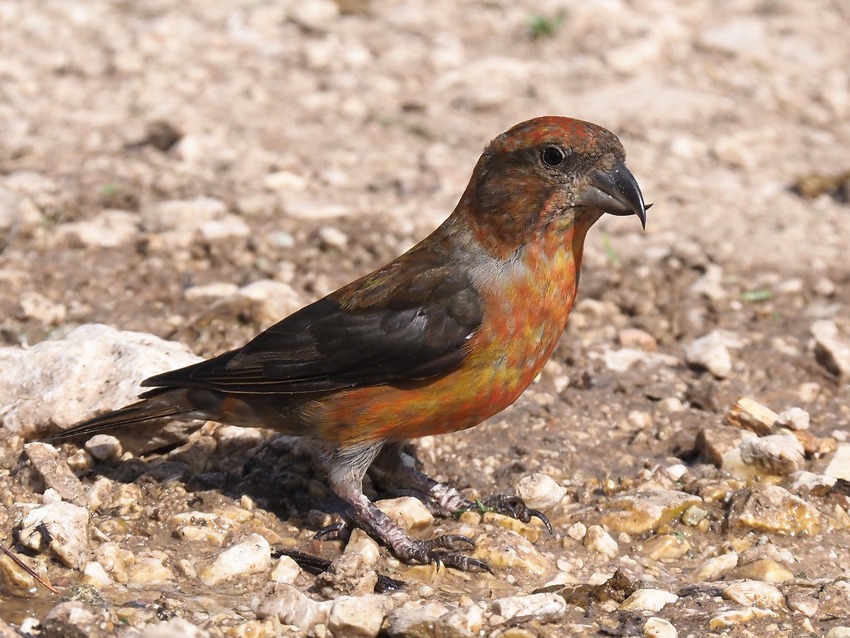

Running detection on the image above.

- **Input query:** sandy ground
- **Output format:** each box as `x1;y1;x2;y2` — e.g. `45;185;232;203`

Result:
1;1;850;636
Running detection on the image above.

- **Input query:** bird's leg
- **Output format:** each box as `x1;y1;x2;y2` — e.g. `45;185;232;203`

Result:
370;442;468;516
371;442;552;533
324;441;491;572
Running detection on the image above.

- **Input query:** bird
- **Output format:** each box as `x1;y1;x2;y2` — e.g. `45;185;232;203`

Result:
49;116;648;571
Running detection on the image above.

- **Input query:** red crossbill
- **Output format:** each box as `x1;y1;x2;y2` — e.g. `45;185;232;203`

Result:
50;116;647;571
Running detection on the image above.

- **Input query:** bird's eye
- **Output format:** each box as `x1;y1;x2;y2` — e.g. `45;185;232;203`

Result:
542;146;566;166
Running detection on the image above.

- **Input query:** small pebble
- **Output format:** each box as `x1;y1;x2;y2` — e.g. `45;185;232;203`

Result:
733;558;794;584
688;553;738;582
516;473;566;511
620;589;678;612
84;434;123;461
199;533;272;586
725;397;778;435
738;433;805;475
584;525;618;557
776;407;810;431
644;617;678;638
722;580;784;608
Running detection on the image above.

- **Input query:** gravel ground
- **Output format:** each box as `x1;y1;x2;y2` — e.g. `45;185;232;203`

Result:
1;1;850;636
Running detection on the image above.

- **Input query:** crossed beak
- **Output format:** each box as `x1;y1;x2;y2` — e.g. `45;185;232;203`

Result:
575;163;649;229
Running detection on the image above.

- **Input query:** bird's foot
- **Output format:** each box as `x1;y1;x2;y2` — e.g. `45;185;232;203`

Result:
460;494;553;534
328;474;493;572
389;533;492;573
317;516;492;572
368;444;552;533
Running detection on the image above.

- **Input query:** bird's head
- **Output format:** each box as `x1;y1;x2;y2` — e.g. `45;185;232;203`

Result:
456;116;648;258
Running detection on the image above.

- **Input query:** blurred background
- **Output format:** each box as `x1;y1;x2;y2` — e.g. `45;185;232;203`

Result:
1;0;848;352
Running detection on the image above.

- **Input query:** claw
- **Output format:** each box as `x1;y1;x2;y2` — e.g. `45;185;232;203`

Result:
438;553;493;574
313;521;350;541
423;534;476;551
476;495;553;534
527;508;553;535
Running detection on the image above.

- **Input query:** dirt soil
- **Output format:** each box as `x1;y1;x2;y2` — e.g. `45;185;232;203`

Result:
1;1;850;637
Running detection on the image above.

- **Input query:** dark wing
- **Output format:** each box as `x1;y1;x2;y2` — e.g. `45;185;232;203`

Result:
142;270;483;395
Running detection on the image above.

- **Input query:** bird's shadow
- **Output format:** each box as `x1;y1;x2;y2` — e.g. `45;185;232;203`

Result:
40;430;333;531
49;428;412;537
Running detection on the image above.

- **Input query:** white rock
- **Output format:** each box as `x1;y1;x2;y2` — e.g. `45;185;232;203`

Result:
601;490;702;534
127;556;175;585
723;580;785;608
84;434;123;461
729;485;820;535
786;592;819;617
0;324;201;444
665;464;688;481
81;561;112;588
318;225;348;249
812;320;850;382
170;511;235;546
237;279;303;324
491;593;566;624
688;553;739;582
438;57;539;111
566;521;587;541
784;470;836;497
198;533;271;586
18;501;90;568
328;595;392;638
199;215;250;241
776;407;810;431
264;170;308;191
602;348;678;373
39;602;97;634
516;473;566;511
684;330;745;378
620;589;678;612
270;555;302;584
252;582;332;629
1;172;59;233
375;497;433;532
0;324;199;438
825;444;850;481
18;291;67;325
439;604;485;637
184;282;239;300
384;602;452;637
343;529;381;566
23;442;86;505
698;18;767;59
290;0;339;31
709;606;777;628
583;525;619;558
606;39;661;74
284;197;353;219
0;184;44;233
690;265;727;301
133;617;211;638
738;434;805;475
644;617;678;638
58;210;141;248
144;197;228;233
827;628;850;638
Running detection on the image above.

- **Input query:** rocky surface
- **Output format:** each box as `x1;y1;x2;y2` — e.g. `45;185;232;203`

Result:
1;0;850;636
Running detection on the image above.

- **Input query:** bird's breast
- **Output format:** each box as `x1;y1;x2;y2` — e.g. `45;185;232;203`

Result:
316;231;586;447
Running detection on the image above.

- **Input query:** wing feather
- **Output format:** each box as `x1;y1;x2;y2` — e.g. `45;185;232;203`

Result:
142;267;482;395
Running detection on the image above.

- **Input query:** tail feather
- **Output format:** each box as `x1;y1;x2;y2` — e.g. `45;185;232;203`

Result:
46;392;191;442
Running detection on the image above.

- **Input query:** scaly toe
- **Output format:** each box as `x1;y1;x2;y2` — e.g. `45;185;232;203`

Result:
480;495;553;534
